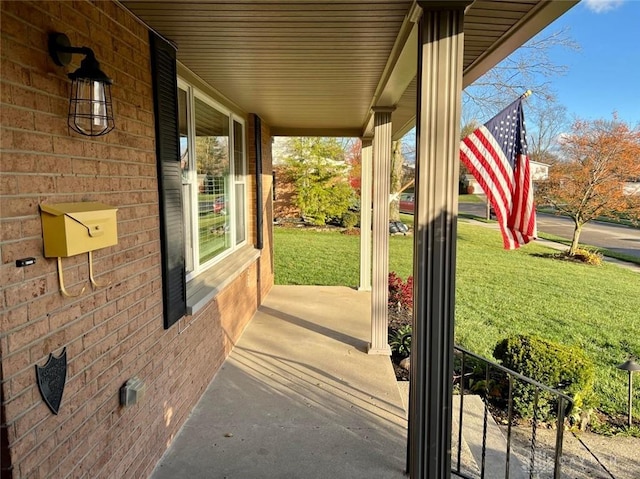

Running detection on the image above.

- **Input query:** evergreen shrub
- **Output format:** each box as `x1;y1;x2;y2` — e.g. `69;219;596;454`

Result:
493;334;596;421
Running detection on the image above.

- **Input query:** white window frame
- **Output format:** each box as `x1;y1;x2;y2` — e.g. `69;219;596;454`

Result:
178;78;248;282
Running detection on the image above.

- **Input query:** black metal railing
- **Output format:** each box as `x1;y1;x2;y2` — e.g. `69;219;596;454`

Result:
451;345;574;479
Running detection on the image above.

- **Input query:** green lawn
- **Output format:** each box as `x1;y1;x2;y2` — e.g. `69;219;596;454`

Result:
458;194;486;204
273;223;640;420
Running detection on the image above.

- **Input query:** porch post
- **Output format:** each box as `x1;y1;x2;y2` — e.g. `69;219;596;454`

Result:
369;108;394;355
408;2;469;478
358;138;373;292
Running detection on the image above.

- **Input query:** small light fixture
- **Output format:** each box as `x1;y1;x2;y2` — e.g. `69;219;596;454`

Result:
48;32;115;137
617;358;640;427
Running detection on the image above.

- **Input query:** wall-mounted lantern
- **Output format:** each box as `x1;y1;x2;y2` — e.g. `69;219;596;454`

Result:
617;358;640;427
48;32;115;136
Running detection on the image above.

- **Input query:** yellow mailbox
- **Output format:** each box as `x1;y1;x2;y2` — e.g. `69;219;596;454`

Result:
40;202;118;257
40;202;118;297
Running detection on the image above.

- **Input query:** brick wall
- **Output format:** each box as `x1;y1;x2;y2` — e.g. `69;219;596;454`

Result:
0;2;271;478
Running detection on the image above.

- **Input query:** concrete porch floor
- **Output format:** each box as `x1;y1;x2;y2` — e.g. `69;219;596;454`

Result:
151;285;408;479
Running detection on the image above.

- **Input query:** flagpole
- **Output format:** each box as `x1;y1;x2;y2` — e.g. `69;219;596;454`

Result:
521;89;533;99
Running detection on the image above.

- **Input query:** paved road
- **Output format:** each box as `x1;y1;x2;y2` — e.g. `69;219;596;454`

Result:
458;202;640;259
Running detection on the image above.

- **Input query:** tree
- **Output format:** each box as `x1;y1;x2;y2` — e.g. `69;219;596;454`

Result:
346;140;362;194
526;97;568;165
463;27;579;122
281;137;355;225
389;140;405;221
195;135;229;177
537;116;640;255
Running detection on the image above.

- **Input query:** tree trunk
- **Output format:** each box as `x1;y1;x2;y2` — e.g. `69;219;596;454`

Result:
389;140;404;222
569;221;582;255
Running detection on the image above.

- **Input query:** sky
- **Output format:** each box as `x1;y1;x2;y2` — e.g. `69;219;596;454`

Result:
539;0;640;126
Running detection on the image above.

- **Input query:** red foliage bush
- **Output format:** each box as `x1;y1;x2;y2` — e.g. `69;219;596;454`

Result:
388;272;413;311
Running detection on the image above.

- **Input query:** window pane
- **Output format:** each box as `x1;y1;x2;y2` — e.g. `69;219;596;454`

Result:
233;120;246;245
178;88;194;273
235;184;245;244
233;120;244;180
194;98;231;264
178;88;189;181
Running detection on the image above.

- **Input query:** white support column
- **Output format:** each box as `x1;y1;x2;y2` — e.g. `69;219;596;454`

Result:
408;2;470;478
358;138;373;292
369;108;394;355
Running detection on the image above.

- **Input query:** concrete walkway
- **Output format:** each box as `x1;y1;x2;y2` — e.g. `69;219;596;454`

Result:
151;286;407;479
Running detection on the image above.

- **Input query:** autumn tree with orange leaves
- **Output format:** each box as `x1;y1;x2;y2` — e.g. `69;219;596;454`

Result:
537;116;640;255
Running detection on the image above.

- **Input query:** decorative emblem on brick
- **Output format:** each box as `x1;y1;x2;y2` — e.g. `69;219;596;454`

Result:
35;348;67;415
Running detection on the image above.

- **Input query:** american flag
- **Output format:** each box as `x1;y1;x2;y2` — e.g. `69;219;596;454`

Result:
459;96;537;249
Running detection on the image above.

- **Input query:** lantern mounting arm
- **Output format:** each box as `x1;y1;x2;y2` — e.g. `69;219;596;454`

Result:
48;33;95;68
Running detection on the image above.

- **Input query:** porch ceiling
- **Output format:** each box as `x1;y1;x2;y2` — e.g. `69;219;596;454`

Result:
121;0;577;138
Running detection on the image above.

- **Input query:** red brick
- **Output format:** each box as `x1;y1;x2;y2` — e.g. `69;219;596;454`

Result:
13;399;49;439
47;304;82;331
36;156;74;175
0;348;30;384
72;0;101;24
0;12;30;42
19;175;57;195
57;5;91;40
4;389;36;428
1;105;35;130
1;305;29;333
0;153;35;173
19;432;57;477
12;130;53;153
52;136;82;156
1;127;14;149
0;174;19;195
4;84;40;110
25;292;60;323
33;111;69;136
28;71;68;99
1;35;48;72
0;196;39;218
7;317;49;352
21;217;42;237
0;57;32;86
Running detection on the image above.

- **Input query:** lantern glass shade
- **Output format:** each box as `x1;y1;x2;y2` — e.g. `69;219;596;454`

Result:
68;78;114;137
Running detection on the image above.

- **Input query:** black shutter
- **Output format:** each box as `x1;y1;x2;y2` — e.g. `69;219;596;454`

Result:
149;32;186;329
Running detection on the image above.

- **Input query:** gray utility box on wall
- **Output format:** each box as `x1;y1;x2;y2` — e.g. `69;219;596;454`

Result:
120;377;145;407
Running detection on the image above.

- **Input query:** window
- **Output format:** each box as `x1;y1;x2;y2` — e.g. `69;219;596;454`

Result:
178;80;247;279
151;31;253;327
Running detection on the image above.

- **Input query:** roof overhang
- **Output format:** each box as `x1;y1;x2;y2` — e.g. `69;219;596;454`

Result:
121;0;579;139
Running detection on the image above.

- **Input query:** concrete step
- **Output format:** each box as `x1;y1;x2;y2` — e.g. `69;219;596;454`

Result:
453;394;528;479
397;383;527;478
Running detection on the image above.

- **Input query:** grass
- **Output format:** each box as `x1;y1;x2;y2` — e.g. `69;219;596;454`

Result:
274;227;414;285
459;194;486;204
273;224;640;421
399;213;414;226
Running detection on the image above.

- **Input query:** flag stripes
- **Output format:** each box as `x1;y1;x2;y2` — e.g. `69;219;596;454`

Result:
459;97;537;249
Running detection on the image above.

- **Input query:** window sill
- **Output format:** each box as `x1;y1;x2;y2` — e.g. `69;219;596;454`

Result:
186;245;261;315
